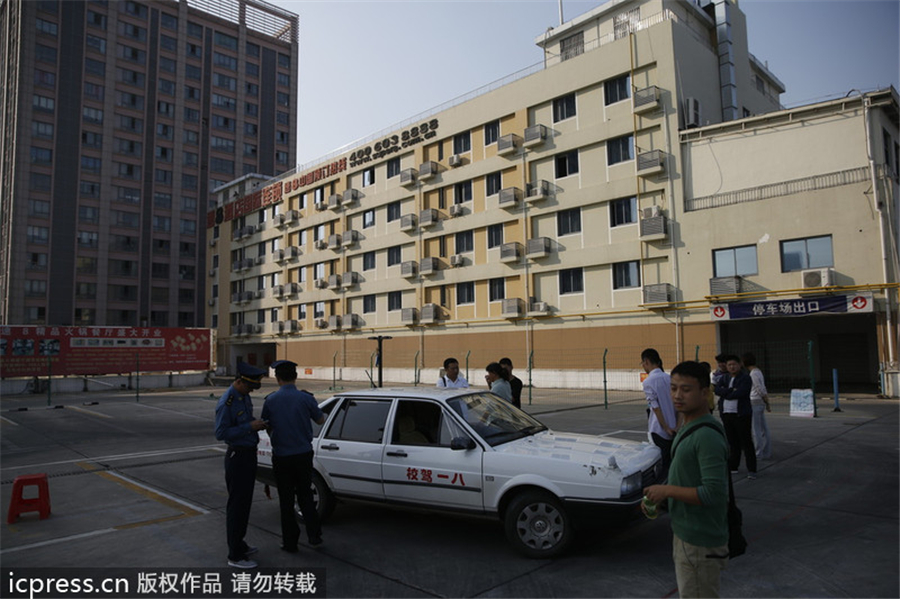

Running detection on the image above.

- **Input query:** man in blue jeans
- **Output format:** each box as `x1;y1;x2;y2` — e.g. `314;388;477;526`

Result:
261;360;325;551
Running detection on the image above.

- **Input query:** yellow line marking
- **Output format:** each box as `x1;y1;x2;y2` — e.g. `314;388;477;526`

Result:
75;462;206;530
67;405;113;419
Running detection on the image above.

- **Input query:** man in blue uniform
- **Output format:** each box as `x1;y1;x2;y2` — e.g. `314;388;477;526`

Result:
261;360;325;551
215;362;267;569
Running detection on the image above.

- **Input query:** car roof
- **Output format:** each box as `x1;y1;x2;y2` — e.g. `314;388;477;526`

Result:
325;387;483;402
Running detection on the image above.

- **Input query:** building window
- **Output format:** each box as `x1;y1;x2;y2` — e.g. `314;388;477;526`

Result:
29;253;49;271
560;31;584;61
86;10;107;30
160;12;177;30
555;150;579;178
387;246;402;266
559;268;583;294
607;134;634;165
29;200;51;218
28;226;50;244
484;120;499;145
363;251;375;271
246;62;259;77
553;93;577;122
387;201;401;222
610;197;637;227
153;216;171;232
489;278;505;302
780;235;833;272
454;180;473;204
31;147;53;165
80;156;101;173
455;230;474;253
487;224;503;249
35;43;56;63
363;209;375;229
713;245;758;277
613;261;640;289
77;231;98;248
35;69;56;88
278;53;290;68
277;72;290;87
388;291;402;311
486;172;501;197
557;208;581;236
86;34;106;54
362;167;375;187
214;31;237;50
33;94;55;112
457;282;475;305
83;107;103;124
604;74;631;105
363;295;376;313
453;132;471;155
387;157;401;178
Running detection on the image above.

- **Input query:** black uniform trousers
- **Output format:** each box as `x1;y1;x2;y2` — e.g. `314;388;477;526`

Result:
273;451;321;548
721;413;757;473
224;446;257;560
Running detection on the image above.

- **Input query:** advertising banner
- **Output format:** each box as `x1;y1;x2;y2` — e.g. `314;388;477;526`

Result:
0;326;212;378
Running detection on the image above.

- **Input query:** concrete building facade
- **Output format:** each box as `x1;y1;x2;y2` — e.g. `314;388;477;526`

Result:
1;0;298;328
205;0;899;395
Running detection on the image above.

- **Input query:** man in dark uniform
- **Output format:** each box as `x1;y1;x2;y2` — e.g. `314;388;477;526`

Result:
261;360;325;551
215;362;267;569
499;357;523;409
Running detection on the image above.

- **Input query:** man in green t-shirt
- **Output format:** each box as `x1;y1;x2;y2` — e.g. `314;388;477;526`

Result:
644;361;729;598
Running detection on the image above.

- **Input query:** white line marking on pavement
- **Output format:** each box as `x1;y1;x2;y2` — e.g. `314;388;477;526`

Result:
101;470;209;515
0;528;116;555
0;415;20;426
1;444;224;472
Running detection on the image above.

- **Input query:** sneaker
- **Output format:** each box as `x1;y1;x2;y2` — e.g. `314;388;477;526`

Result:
747;473;757;480
280;545;298;553
730;470;739;474
309;535;323;547
228;558;258;569
244;545;258;556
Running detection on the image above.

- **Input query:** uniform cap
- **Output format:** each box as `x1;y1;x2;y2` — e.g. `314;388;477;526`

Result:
236;362;266;389
270;360;297;370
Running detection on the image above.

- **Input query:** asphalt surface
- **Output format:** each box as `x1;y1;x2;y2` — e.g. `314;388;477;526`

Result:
1;380;897;598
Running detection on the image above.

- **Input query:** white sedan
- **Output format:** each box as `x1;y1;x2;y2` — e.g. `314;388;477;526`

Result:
257;387;662;558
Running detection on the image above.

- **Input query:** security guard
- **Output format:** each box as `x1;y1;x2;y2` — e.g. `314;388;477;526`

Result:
261;360;325;551
215;362;267;568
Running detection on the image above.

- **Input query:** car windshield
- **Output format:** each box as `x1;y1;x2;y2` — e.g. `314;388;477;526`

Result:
447;393;547;447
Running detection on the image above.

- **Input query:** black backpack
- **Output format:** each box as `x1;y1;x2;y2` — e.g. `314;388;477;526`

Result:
671;422;748;558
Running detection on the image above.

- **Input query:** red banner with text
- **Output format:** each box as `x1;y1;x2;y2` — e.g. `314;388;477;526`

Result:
0;326;212;378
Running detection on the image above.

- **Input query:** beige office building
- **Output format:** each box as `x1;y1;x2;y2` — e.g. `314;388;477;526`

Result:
207;0;899;395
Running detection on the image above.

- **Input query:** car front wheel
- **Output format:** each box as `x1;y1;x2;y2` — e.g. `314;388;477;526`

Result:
504;490;572;558
296;472;335;523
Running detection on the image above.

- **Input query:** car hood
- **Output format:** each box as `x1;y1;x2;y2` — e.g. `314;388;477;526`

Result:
492;430;656;473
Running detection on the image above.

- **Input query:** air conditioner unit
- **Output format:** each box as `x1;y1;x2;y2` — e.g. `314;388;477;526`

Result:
342;314;359;329
327;234;341;249
315;278;328;289
641;205;661;219
400;168;417;187
208;298;216;306
208;268;217;277
685;97;701;129
273;284;285;298
274;213;287;228
448;154;463;168
286;210;299;223
315;318;328;329
254;290;265;299
419;161;438;180
288;246;301;259
421;303;440;324
802;268;834;288
209;238;217;247
419;208;438;228
273;249;286;263
274;321;285;334
401;307;418;324
341;272;358;288
401;261;418;278
328;315;341;330
523;124;547;147
501;298;523;318
449;204;464;217
314;239;328;250
400;214;417;231
341;230;358;247
643;283;674;305
343;189;359;205
327;274;341;289
328;194;342;210
450;254;464;267
285;319;300;333
314;201;327;212
530;301;549;314
287;282;300;295
255;256;266;265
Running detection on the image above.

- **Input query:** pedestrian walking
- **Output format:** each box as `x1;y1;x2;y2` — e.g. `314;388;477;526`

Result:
641;348;677;477
742;352;772;459
644;361;730;598
261;360;325;551
215;363;267;569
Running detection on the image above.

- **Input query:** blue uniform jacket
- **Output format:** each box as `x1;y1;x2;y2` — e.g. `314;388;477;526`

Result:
215;384;259;447
261;384;324;456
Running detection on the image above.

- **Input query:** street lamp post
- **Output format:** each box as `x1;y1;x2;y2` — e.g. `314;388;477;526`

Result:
367;335;392;387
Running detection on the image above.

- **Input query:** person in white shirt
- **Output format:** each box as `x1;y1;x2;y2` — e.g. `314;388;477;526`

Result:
436;357;469;388
742;352;772;459
642;348;677;477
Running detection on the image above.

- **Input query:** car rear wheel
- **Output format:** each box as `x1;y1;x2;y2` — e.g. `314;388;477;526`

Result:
504;490;572;558
296;472;335;523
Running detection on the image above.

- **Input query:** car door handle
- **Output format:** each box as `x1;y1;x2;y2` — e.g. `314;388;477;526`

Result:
320;443;340;451
386;450;408;457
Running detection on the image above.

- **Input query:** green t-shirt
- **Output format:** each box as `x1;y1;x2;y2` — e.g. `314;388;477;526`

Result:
668;415;729;547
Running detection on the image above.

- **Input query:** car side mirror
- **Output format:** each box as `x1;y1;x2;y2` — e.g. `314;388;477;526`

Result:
450;436;476;451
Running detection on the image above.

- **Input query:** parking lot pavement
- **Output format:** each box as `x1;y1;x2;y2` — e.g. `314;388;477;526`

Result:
1;382;897;598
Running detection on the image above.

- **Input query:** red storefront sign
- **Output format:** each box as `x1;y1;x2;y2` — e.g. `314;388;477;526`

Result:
0;326;212;378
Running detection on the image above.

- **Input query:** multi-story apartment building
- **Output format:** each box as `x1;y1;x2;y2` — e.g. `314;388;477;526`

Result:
206;0;899;395
0;0;298;328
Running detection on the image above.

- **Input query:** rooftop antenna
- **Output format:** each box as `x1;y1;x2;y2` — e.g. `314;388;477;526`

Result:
558;0;564;25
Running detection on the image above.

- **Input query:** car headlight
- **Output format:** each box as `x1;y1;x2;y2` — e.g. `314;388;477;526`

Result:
620;471;642;497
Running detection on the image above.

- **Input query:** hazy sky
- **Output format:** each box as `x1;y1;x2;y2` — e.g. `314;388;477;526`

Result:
266;0;900;167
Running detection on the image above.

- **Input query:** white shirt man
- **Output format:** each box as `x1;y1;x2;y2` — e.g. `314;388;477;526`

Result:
436;358;469;388
642;349;677;475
